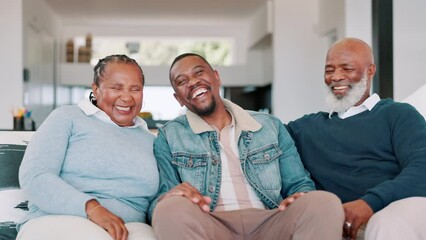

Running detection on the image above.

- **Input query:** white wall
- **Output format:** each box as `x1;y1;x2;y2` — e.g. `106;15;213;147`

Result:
0;0;59;129
246;0;274;87
344;0;372;45
248;0;273;48
0;0;24;129
273;0;325;123
22;0;59;129
316;0;345;39
394;0;426;101
315;0;372;44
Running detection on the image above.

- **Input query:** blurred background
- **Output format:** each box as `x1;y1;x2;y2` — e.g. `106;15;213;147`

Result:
0;0;425;130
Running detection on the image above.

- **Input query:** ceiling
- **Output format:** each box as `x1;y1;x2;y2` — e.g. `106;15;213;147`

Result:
45;0;269;23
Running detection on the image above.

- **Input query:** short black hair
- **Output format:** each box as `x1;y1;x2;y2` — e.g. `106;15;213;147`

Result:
169;53;213;83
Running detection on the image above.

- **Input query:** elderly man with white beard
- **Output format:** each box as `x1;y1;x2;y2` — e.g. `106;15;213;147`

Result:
286;38;426;240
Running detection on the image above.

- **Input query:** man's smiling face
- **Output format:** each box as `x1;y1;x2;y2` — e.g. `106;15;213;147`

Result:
170;55;222;116
323;39;375;108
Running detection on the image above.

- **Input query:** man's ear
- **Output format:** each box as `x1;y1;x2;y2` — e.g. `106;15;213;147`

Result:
214;70;222;86
368;64;376;80
174;93;184;107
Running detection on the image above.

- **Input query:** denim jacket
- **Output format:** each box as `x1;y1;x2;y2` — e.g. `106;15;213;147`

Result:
148;99;315;221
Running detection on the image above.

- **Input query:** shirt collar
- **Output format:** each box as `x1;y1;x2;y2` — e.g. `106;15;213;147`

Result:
77;99;149;130
210;110;236;133
186;99;261;134
328;93;381;119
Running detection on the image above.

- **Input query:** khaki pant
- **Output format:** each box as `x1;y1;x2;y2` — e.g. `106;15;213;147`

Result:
153;190;344;240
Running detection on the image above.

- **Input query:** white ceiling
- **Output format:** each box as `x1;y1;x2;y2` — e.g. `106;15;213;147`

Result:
45;0;269;23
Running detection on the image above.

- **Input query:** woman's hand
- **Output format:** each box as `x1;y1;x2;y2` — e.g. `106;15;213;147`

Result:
86;200;128;240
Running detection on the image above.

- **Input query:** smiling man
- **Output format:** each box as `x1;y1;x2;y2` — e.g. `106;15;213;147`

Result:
286;38;426;240
148;53;344;240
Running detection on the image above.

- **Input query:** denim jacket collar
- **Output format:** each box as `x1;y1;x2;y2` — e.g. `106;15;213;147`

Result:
186;99;262;135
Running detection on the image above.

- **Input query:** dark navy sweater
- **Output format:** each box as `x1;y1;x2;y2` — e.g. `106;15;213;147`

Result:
286;99;426;212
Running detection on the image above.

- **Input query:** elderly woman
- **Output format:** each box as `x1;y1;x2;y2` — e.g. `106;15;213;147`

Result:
17;55;158;240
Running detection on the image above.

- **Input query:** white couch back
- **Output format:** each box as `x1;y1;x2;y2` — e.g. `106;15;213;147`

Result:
403;83;426;120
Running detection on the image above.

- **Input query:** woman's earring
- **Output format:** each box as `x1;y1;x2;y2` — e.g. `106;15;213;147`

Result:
89;92;97;105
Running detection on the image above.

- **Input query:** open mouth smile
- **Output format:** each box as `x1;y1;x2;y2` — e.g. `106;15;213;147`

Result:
191;87;208;99
115;106;131;111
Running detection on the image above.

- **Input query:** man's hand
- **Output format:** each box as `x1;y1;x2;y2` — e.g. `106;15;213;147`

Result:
159;182;212;212
86;200;128;240
278;192;306;211
342;199;373;240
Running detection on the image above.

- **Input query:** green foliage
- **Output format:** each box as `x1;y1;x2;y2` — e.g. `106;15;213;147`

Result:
88;37;233;66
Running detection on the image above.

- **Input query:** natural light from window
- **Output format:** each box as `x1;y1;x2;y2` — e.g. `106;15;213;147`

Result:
70;36;234;121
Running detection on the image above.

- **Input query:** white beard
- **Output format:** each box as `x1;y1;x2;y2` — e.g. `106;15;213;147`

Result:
326;74;368;113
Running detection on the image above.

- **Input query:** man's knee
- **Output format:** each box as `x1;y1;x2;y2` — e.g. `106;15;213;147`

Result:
152;197;212;239
302;190;344;218
153;196;196;220
152;196;203;229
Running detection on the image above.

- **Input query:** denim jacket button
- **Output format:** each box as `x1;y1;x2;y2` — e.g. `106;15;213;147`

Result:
208;186;215;192
212;159;218;165
264;153;270;160
188;158;193;167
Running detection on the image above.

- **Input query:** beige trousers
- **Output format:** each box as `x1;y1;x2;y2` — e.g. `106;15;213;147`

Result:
17;215;156;240
152;190;344;240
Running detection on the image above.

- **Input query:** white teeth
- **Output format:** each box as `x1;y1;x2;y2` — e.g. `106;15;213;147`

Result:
116;106;131;111
333;86;348;90
192;88;207;99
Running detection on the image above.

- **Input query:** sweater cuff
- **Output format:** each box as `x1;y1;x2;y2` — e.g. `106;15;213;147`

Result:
78;195;98;217
361;193;384;213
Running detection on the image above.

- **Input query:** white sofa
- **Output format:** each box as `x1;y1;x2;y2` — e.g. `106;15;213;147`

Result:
0;131;34;240
403;83;426;120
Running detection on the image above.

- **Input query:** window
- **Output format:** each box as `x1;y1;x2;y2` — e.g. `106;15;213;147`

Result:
73;36;234;67
65;36;233;121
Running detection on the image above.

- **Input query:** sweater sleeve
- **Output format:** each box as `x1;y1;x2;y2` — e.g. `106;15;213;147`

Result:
19;107;94;217
278;119;316;196
285;120;300;146
361;103;426;212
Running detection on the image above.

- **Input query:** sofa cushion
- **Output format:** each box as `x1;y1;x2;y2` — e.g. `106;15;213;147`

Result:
0;131;34;240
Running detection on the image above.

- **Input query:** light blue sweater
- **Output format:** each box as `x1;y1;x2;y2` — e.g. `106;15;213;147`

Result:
18;101;159;225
